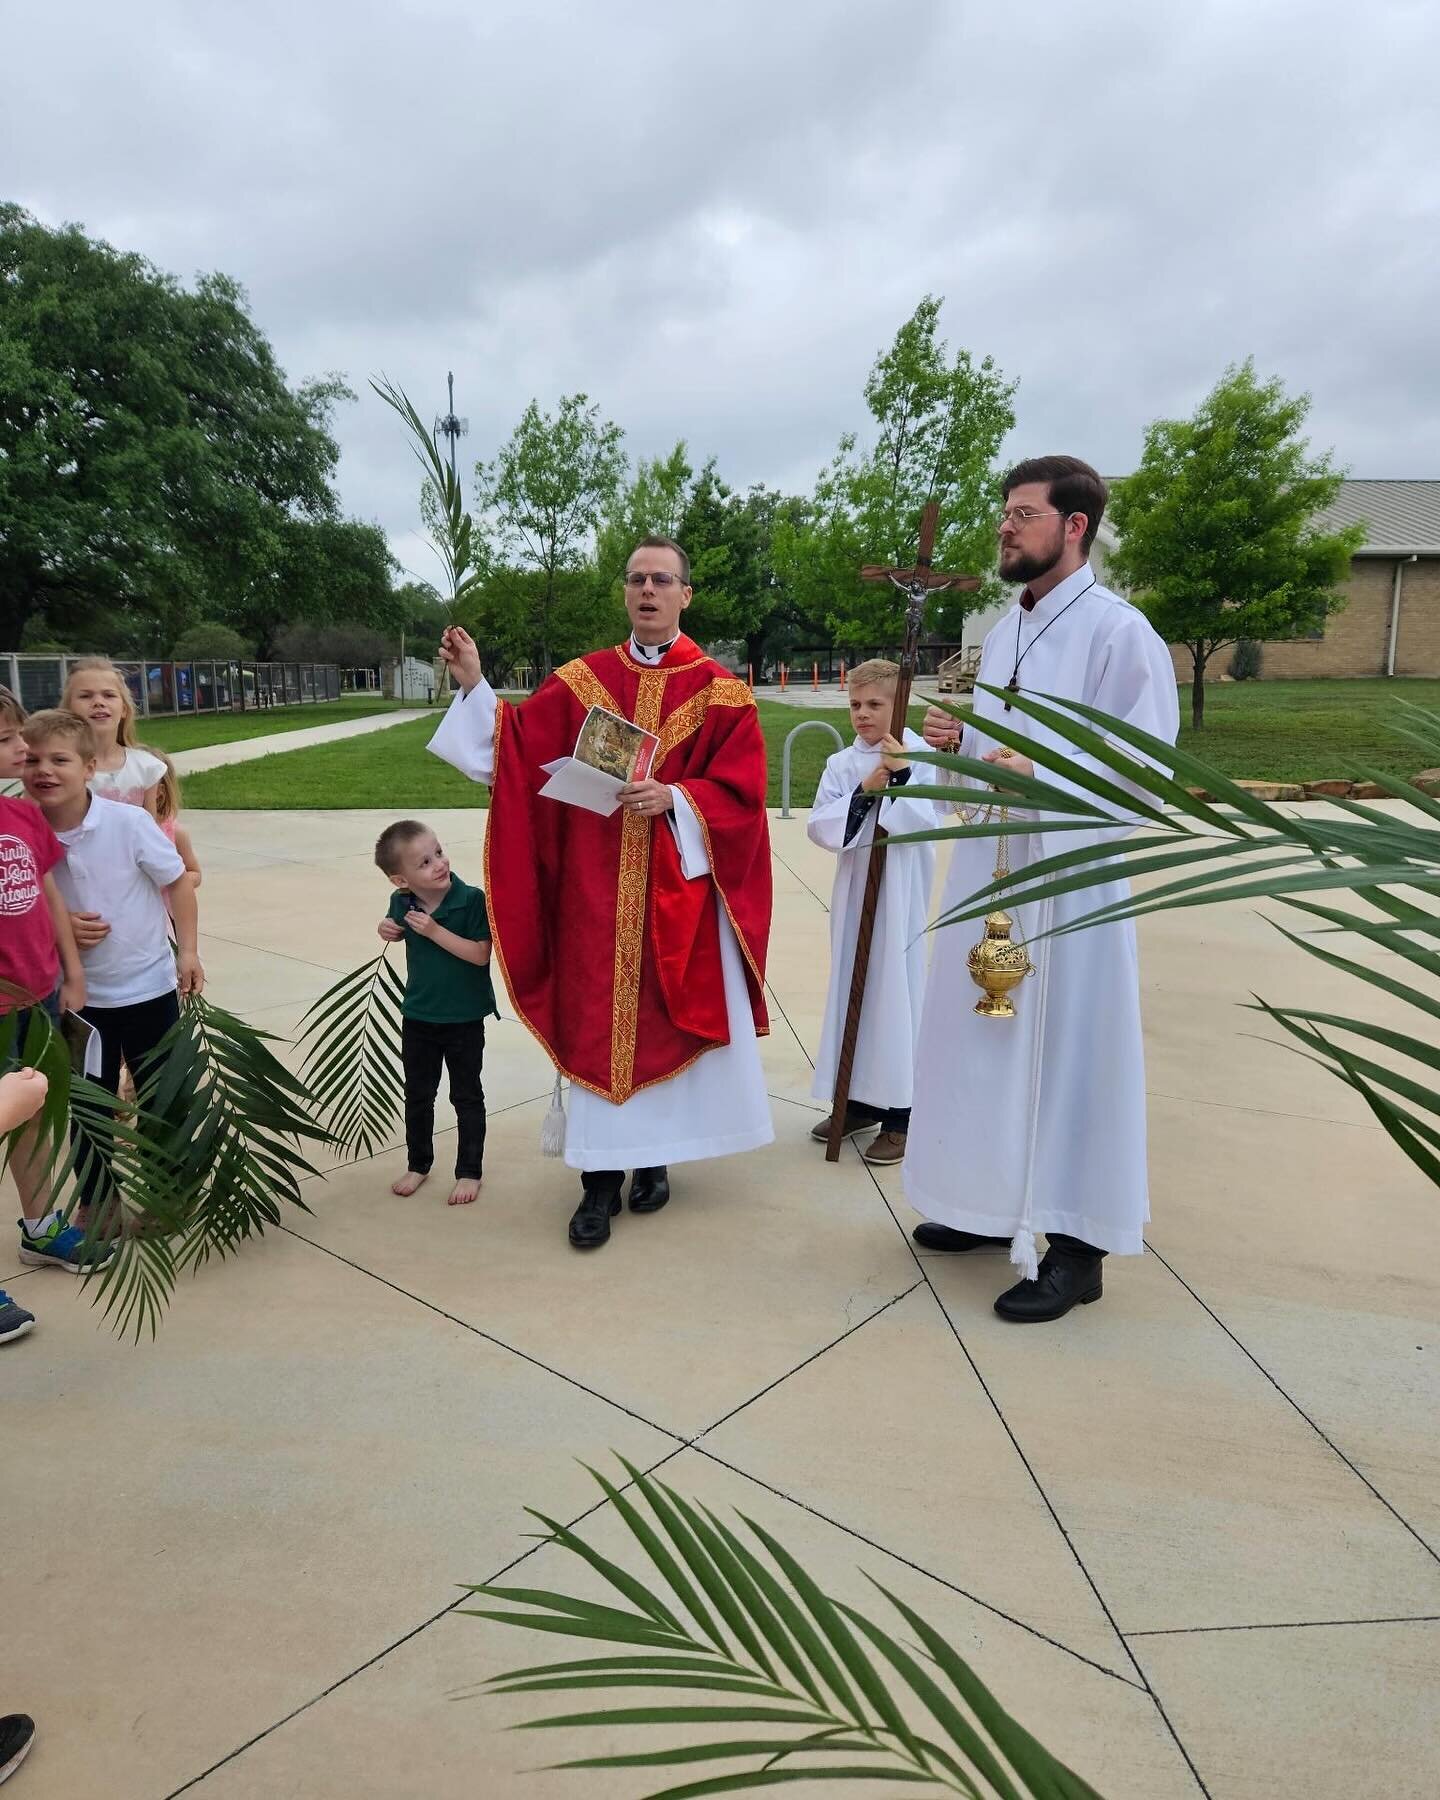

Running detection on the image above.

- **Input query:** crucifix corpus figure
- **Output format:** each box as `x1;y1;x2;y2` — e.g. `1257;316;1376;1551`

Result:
818;503;980;1164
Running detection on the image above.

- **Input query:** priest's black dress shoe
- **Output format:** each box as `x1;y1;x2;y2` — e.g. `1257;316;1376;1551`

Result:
569;1174;623;1250
993;1241;1104;1322
628;1166;670;1213
911;1223;1011;1253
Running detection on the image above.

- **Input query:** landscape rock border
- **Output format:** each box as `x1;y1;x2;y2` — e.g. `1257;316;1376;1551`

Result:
1185;770;1440;803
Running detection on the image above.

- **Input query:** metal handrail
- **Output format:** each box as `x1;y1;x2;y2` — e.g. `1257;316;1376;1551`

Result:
779;719;845;819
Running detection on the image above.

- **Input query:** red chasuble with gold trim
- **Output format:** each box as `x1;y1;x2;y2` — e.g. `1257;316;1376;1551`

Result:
483;636;770;1104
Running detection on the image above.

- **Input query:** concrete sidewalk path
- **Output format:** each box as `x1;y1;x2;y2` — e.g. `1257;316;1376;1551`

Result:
168;707;432;774
6;803;1438;1799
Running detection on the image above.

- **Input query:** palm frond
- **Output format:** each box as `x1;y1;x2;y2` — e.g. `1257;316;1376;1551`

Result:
6;991;333;1339
371;374;481;619
910;683;1440;1195
468;1459;1109;1797
295;953;408;1161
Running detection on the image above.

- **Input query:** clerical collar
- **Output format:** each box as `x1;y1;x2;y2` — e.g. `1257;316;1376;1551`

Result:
629;634;676;665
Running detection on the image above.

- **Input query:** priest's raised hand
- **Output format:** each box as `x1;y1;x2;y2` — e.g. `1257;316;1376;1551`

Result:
439;625;484;694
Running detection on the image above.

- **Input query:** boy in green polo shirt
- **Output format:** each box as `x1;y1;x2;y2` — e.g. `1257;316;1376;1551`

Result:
375;819;499;1206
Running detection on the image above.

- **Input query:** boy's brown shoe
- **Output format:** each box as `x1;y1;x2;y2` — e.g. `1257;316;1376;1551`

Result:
860;1130;907;1165
809;1108;873;1143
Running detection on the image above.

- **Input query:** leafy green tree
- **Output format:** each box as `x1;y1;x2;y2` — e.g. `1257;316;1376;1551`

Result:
223;517;399;657
597;450;813;672
775;295;1015;652
1109;360;1364;727
0;205;348;651
273;621;389;667
171;623;253;661
391;580;449;655
680;469;813;673
596;440;694;584
476;394;627;677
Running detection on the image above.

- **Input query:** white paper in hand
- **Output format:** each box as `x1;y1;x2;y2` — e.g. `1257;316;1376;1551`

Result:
61;1011;103;1079
538;757;625;817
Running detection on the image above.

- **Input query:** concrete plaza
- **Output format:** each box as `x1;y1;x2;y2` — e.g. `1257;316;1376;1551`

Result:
5;805;1437;1798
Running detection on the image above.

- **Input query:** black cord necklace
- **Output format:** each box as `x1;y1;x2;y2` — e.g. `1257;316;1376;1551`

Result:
1005;576;1096;709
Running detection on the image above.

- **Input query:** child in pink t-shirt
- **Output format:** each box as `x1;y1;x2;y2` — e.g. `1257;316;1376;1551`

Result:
0;687;102;1287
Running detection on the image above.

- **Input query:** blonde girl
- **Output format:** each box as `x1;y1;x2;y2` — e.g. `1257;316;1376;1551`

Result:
61;659;165;815
153;751;202;891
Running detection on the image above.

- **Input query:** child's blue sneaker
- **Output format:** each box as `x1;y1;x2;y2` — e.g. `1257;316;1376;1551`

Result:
0;1289;35;1342
17;1217;115;1274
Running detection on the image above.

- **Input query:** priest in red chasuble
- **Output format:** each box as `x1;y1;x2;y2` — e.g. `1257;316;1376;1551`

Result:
430;536;775;1250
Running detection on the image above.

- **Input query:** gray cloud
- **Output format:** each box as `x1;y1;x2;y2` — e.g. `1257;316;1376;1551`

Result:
6;0;1437;586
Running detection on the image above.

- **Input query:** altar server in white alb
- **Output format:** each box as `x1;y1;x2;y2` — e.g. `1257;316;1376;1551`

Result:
806;661;936;1166
905;455;1180;1323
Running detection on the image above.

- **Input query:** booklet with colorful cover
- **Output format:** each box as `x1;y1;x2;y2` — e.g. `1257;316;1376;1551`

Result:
572;706;659;784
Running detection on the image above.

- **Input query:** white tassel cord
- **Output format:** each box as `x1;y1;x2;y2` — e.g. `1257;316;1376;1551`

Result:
1009;888;1053;1285
1009;1226;1039;1284
540;1072;567;1156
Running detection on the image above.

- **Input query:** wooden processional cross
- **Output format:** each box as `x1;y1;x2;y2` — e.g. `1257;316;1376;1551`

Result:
824;502;982;1162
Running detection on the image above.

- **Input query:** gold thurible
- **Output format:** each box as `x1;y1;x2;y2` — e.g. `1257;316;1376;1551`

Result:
966;748;1035;1019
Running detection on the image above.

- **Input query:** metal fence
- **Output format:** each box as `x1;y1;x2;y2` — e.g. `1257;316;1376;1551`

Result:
1;653;342;717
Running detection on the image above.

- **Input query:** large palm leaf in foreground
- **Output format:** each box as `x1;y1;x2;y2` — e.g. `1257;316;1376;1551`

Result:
467;1458;1105;1798
892;686;1440;1188
1;990;330;1338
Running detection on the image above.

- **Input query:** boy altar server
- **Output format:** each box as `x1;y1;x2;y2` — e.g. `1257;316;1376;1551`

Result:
807;661;936;1165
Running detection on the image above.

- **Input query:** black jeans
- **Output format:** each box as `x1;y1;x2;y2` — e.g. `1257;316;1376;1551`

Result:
851;1100;911;1134
402;1017;486;1179
76;990;181;1210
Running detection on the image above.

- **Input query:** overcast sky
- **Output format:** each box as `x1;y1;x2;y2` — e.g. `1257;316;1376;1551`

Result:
6;0;1438;586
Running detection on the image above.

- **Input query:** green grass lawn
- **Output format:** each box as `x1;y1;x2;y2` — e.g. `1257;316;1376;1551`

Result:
138;695;409;754
1172;680;1440;782
180;681;1440;811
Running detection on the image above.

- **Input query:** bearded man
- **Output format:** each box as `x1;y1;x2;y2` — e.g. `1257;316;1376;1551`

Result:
905;457;1179;1321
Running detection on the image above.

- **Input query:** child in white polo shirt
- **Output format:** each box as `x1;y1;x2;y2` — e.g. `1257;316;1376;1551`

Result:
20;709;202;1242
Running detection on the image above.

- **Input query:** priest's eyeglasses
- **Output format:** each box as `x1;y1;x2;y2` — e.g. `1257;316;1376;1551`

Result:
995;508;1066;531
623;570;685;587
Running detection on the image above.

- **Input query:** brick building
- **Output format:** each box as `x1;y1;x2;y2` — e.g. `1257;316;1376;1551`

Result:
1092;479;1440;680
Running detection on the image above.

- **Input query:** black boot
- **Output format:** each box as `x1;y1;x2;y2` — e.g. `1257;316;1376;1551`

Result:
912;1222;1012;1253
993;1237;1104;1322
628;1166;670;1214
569;1171;623;1250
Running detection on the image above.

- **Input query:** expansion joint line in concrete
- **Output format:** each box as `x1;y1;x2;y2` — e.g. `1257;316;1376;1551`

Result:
862;1164;1213;1798
162;1440;693;1799
767;842;832;913
1143;1240;1440;1571
1125;1613;1440;1639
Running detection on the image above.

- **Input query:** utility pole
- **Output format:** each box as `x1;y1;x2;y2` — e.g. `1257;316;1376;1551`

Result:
435;370;468;482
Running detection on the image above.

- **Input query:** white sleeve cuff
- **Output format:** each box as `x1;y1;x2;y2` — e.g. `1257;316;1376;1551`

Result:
666;786;712;878
427;680;498;785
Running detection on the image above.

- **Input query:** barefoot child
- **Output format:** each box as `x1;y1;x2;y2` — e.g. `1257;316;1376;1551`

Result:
21;710;202;1235
374;820;497;1206
806;660;937;1166
61;659;166;814
0;689;103;1285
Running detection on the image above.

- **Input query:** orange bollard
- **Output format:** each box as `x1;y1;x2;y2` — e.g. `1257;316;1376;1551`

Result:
840;661;847;690
811;662;818;691
779;664;788;691
747;662;754;689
